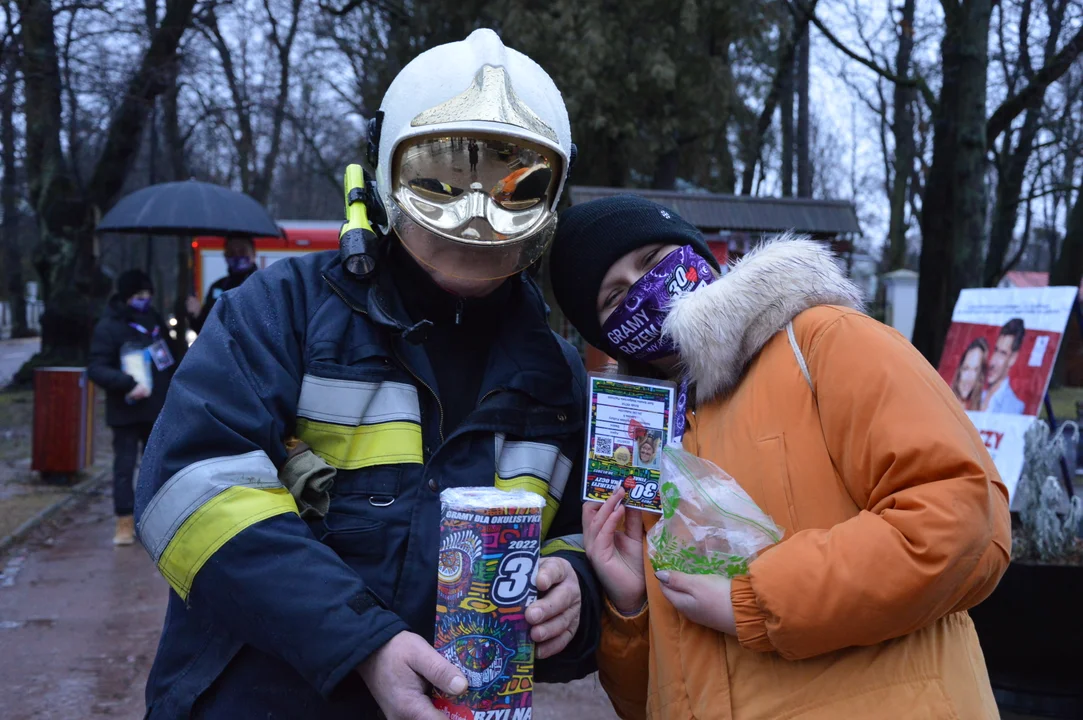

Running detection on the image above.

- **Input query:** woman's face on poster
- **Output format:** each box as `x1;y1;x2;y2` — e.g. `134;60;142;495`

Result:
957;347;985;398
638;436;657;464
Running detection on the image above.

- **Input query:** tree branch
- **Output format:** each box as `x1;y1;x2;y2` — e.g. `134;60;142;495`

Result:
794;0;937;110
986;22;1083;148
86;0;199;208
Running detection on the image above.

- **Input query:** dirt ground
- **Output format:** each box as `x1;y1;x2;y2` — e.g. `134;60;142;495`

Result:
0;486;619;720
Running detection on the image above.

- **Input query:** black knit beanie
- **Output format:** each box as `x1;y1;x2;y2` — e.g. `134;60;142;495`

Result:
549;194;720;351
116;269;154;301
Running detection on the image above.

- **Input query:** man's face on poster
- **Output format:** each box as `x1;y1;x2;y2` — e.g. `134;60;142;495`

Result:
988;334;1018;385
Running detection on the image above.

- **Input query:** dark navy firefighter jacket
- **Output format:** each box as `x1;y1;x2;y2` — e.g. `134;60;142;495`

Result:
135;251;601;718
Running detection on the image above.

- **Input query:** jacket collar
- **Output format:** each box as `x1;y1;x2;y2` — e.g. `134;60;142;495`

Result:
663;235;864;403
323;255;576;408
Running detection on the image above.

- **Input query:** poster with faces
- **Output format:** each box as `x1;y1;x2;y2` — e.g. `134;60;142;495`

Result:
936;286;1078;504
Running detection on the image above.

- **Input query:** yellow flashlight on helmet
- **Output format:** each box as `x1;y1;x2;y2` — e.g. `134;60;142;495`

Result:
339;164;381;278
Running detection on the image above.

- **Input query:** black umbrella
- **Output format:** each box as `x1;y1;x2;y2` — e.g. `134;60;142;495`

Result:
96;180;282;237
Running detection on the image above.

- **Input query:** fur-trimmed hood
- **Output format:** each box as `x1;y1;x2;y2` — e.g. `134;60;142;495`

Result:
663;234;864;402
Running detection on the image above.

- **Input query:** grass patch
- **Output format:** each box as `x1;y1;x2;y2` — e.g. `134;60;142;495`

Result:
0;390;35;463
0;491;64;540
1044;387;1083;425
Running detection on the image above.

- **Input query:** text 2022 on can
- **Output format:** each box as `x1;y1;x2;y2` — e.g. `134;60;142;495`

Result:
432;487;546;720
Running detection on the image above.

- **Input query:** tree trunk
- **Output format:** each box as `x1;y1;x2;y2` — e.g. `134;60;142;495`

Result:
796;23;811;198
716;126;736;194
780;46;794;198
984;105;1041;286
912;0;993;364
739;2;817;196
1;44;28;338
651;147;680;190
886;0;916;271
162;56;188;181
1050;190;1083;289
1050;190;1083;386
19;0;197;374
250;0;303;205
162;54;191;361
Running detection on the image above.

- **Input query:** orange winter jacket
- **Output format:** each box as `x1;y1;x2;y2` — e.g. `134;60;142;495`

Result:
597;239;1011;720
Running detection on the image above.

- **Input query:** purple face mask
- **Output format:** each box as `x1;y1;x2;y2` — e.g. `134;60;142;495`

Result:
227;256;255;275
601;246;716;362
129;296;152;313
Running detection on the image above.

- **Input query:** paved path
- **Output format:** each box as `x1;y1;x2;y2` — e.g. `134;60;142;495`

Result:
0;338;40;389
0;488;618;719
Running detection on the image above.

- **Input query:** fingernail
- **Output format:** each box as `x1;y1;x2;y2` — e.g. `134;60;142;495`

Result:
655;571;670;584
449;676;467;695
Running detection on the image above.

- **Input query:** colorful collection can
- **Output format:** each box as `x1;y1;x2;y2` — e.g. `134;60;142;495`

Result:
432;487;545;720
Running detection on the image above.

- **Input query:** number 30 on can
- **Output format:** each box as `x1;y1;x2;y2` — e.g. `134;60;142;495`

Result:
491;551;537;608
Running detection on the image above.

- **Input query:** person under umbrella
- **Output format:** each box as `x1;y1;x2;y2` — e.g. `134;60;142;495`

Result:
88;269;175;546
186;236;259;333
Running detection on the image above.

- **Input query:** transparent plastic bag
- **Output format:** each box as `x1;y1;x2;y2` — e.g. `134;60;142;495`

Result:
647;445;783;577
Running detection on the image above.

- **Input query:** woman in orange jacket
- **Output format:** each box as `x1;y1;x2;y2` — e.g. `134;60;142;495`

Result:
548;195;1011;720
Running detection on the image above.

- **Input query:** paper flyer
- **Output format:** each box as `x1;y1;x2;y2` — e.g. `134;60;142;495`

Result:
583;373;676;513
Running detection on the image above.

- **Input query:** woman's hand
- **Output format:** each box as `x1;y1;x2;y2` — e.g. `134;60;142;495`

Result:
583;488;646;615
126;383;151;402
655;571;736;635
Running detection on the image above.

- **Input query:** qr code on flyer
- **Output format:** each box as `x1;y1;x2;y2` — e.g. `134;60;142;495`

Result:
593;436;613;457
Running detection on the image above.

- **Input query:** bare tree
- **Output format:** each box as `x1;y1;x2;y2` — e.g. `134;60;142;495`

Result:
19;0;197;367
1;1;28;337
198;0;303;205
796;19;811;197
740;0;819;195
886;0;917;272
780;41;794;197
983;0;1073;287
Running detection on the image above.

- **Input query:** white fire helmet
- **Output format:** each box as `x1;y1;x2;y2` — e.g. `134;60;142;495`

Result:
375;29;572;281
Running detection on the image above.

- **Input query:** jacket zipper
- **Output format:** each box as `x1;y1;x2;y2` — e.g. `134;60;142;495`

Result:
394;345;445;444
325;276;446;444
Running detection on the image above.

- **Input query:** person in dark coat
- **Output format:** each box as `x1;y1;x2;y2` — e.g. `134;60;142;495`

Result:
88;269;175;545
468;139;479;173
186;236;259;333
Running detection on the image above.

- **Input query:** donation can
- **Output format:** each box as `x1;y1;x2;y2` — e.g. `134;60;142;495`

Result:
432;487;545;720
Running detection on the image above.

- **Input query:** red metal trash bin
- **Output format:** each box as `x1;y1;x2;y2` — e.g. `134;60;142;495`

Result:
32;367;95;481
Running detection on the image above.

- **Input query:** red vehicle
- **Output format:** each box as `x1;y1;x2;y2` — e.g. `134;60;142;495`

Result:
192;220;340;301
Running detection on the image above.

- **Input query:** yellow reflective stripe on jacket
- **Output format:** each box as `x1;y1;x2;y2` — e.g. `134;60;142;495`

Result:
137;450;297;600
297;418;423;470
494;475;560;535
296;375;423;469
158;487;297;600
493;435;574;538
542;533;585;556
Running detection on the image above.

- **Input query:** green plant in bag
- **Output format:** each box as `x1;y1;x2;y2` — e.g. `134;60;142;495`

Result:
647;446;782;578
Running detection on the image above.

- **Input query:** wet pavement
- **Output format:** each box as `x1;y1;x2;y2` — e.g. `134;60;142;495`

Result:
0;487;162;720
0;487;617;719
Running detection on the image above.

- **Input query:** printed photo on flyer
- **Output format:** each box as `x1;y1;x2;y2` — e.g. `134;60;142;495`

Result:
583;373;675;514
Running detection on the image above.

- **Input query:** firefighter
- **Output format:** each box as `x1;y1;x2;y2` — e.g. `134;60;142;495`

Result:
136;29;599;719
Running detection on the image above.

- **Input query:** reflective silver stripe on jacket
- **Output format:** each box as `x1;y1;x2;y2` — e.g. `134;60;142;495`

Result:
493;434;573;501
138;450;280;563
297;375;421;425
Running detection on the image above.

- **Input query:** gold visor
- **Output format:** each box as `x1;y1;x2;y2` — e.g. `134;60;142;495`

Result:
390;133;563;279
